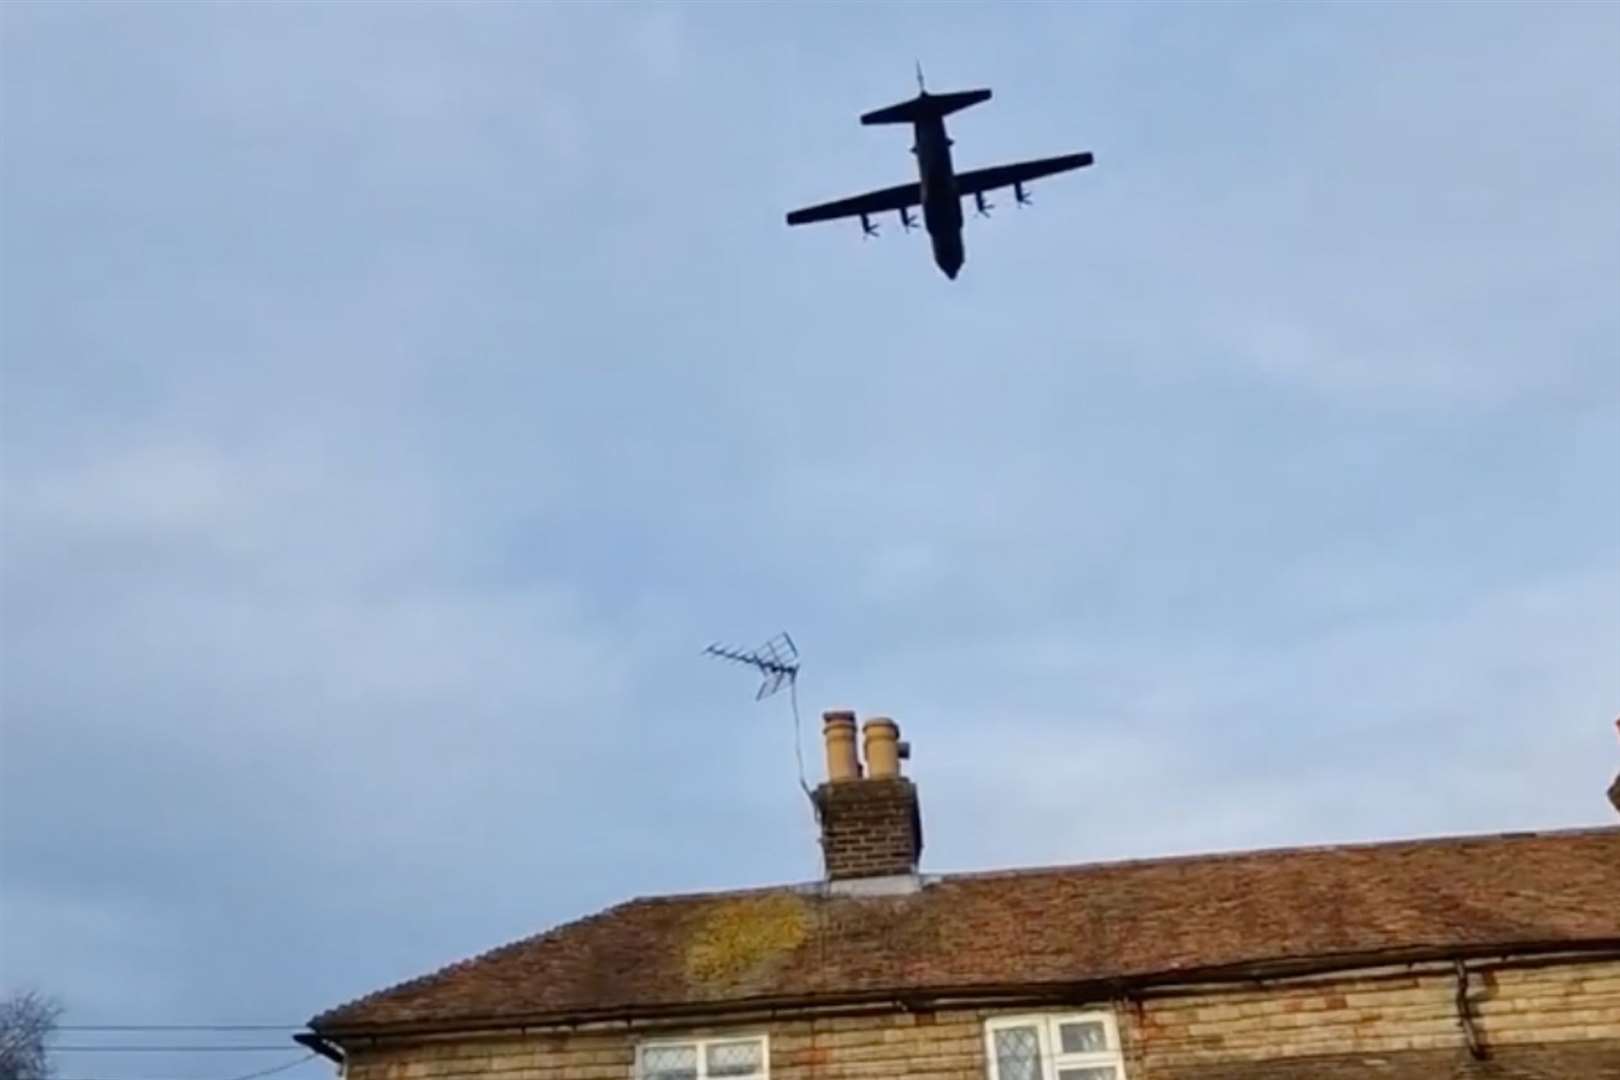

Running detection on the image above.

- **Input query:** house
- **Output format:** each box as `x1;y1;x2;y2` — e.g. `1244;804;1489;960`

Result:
301;711;1620;1079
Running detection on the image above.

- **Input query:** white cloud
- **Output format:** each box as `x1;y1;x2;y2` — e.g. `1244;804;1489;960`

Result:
898;564;1620;875
23;443;239;537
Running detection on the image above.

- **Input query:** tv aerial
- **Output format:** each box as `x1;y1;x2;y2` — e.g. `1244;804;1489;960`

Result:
703;632;800;701
704;632;813;802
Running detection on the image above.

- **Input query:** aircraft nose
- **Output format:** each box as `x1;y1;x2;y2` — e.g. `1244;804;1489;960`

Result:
932;232;965;280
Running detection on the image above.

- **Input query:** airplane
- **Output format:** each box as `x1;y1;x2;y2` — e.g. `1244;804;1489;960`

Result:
785;68;1095;279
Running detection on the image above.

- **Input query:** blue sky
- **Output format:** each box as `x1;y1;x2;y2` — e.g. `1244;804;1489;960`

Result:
3;2;1618;1078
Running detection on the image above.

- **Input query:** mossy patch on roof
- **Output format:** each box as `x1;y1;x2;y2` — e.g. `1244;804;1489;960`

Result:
684;893;809;985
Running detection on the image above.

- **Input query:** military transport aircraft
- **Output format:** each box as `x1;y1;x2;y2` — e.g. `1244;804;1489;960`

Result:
785;70;1095;279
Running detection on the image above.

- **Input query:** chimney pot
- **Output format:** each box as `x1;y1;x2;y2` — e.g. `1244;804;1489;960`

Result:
863;716;902;779
822;710;860;782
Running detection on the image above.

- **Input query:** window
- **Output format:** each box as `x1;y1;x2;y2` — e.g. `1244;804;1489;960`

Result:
637;1037;767;1080
985;1014;1125;1080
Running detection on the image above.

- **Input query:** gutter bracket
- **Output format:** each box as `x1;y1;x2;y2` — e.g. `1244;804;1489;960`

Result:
295;1032;345;1065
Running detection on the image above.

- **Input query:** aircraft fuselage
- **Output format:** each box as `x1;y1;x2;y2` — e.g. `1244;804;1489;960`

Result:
913;115;965;279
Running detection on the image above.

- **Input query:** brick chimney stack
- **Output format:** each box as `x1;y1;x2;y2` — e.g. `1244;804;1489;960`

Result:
814;711;922;882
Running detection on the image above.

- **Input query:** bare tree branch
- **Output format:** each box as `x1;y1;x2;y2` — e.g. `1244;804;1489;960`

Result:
1;991;63;1080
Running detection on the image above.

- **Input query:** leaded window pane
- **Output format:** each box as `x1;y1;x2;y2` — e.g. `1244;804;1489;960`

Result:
706;1041;763;1078
993;1025;1043;1080
641;1045;698;1080
1057;1020;1109;1054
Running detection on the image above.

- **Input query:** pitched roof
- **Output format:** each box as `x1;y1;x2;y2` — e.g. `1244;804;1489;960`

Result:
311;826;1620;1034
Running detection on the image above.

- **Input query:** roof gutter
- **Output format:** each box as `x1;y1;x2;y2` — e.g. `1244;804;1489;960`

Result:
308;938;1620;1045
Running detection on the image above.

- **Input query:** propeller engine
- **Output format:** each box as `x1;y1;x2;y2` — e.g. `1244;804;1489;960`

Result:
1015;181;1032;206
899;207;918;232
860;212;879;238
974;191;994;218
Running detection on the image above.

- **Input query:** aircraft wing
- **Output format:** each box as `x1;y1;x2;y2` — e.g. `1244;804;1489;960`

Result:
955;152;1095;197
785;181;922;226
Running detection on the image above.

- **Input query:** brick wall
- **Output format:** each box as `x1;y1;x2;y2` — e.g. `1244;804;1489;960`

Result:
812;778;922;880
1130;957;1620;1076
339;957;1620;1080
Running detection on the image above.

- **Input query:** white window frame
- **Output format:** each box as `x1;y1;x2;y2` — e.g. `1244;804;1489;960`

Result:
635;1034;770;1080
984;1013;1126;1080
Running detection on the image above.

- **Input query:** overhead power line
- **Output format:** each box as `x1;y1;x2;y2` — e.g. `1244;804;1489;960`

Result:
51;1051;321;1080
50;1047;298;1053
58;1027;299;1033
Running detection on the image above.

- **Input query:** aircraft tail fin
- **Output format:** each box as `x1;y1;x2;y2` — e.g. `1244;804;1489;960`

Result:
861;88;991;126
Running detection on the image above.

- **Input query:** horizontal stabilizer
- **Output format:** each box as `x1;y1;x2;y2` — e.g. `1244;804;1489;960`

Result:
861;89;991;126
